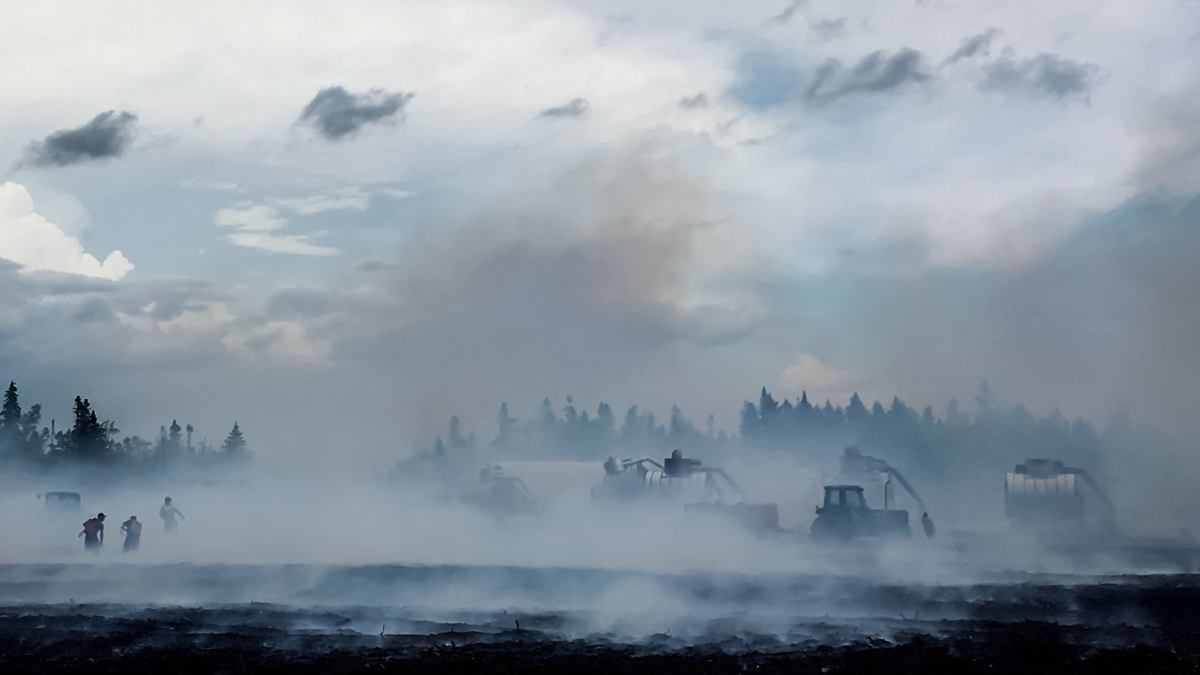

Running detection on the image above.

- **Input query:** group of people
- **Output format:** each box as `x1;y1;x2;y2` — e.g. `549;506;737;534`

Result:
78;497;185;553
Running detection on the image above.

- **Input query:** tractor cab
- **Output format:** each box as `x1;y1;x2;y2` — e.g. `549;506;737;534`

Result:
811;484;911;541
821;485;868;510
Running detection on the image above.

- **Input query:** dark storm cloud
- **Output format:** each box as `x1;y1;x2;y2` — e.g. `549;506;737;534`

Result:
106;279;225;322
23;110;137;167
805;48;931;103
730;48;930;109
943;28;1001;65
538;97;590;118
978;53;1097;101
678;93;709;110
72;297;116;323
298;86;415;140
7;269;117;296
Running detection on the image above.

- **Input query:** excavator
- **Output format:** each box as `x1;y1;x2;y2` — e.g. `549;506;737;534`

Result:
810;446;935;541
592;450;781;533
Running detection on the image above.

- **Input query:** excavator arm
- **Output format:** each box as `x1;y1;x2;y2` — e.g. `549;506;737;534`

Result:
704;468;747;502
882;466;927;513
1067;466;1117;520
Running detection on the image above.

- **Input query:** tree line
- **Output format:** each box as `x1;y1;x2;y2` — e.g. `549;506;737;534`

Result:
401;381;1134;484
0;381;250;471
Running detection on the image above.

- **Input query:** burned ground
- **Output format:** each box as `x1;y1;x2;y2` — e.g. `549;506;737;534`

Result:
1;565;1199;673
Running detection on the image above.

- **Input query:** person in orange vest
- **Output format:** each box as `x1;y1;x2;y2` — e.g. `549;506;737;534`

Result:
121;516;142;552
79;513;106;552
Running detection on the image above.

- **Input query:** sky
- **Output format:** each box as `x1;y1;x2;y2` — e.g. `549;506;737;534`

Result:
1;0;1198;459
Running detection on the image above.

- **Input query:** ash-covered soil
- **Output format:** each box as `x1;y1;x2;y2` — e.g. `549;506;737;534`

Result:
2;564;1199;673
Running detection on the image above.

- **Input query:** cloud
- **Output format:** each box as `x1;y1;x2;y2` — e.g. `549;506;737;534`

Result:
298;86;415;140
248;140;765;432
678;92;709;110
181;178;241;193
222;319;331;364
978;52;1097;102
809;17;848;41
355;258;399;273
538;97;590;118
272;186;371;215
1132;85;1200;193
943;28;1001;65
215;204;287;231
0;182;133;280
805;48;931;103
377;187;417;200
770;0;808;25
265;288;336;319
215;203;339;256
73;297;116;323
21;110;138;168
781;353;846;392
225;232;339;256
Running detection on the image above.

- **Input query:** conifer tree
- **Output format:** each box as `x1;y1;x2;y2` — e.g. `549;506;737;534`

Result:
1;382;21;430
221;422;247;455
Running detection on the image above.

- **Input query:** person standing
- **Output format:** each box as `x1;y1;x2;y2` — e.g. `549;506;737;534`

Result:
121;516;142;552
79;513;106;552
159;497;185;530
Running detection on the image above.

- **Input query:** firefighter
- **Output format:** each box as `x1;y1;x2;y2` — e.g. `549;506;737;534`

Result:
79;513;106;552
159;496;185;530
121;515;142;552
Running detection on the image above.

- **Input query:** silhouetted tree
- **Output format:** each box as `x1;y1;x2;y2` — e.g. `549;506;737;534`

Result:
739;401;759;437
1;382;20;430
64;396;113;459
595;402;615;443
221;422;248;457
448;415;467;449
975;380;995;420
497;402;515;436
758;387;779;424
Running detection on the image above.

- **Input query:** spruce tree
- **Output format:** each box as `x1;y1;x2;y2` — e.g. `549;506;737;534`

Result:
496;402;515;436
1;382;21;429
846;392;868;422
221;422;247;455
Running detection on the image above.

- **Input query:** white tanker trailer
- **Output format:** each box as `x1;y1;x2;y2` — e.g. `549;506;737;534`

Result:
1004;458;1116;535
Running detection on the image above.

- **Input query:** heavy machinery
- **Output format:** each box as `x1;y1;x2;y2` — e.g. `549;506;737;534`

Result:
810;484;913;541
838;446;935;537
461;465;539;517
1004;458;1116;534
593;450;781;533
38;491;82;512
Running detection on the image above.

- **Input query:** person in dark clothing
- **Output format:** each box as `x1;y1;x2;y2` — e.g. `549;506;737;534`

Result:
121;516;142;552
79;513;106;552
